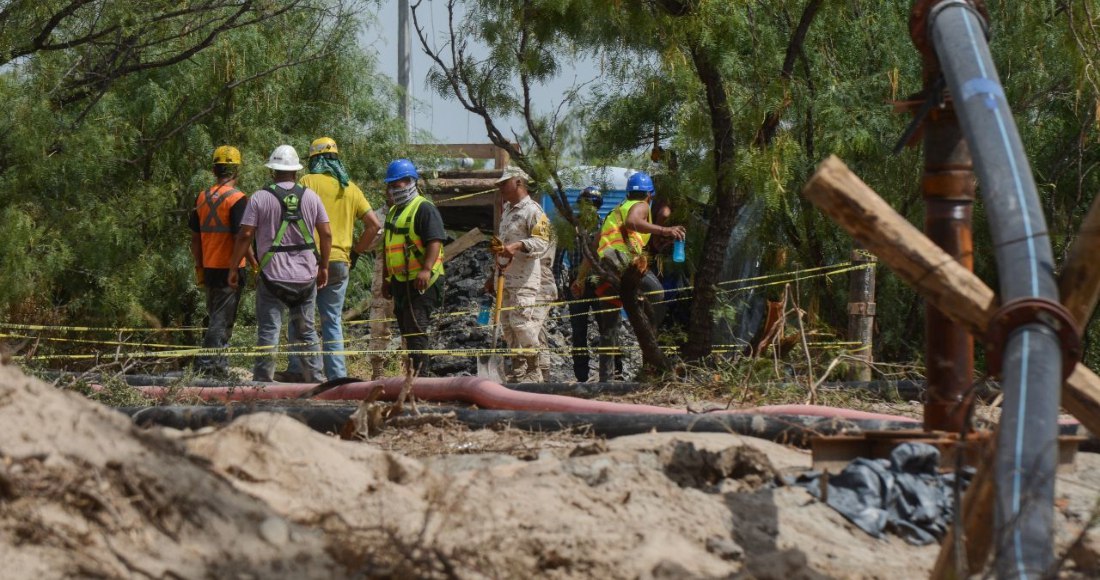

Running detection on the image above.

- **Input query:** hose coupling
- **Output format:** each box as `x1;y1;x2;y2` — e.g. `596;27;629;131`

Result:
985;297;1081;381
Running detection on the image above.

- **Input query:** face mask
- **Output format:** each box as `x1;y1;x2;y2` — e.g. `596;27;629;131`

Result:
388;182;417;206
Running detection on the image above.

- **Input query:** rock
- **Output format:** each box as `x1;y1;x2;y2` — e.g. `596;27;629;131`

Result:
259;516;290;546
705;536;745;561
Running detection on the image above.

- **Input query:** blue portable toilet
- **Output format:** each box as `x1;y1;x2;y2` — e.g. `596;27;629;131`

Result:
541;166;636;222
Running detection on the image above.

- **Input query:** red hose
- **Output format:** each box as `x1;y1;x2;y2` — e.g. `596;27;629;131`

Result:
106;376;921;424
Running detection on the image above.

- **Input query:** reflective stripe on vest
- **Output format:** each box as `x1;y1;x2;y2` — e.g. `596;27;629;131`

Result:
384;196;444;284
596;199;651;258
195;184;245;269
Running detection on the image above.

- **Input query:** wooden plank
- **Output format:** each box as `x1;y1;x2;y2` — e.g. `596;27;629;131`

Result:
430;169;504;180
410;143;500;159
802;155;1100;437
802;156;997;332
427;177;499;190
442;228;486;263
1059;191;1100;331
431;194;496;208
931;441;996;579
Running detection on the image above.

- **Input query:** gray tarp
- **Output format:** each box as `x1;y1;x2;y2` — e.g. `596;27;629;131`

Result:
792;442;973;545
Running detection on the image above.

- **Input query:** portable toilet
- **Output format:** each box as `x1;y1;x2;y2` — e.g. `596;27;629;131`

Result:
541;165;636;221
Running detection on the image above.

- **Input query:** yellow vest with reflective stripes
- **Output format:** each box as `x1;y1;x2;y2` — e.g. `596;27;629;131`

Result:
597;199;651;258
384;196;445;284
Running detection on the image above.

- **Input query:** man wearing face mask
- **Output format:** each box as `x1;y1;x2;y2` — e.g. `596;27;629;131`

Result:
380;159;445;377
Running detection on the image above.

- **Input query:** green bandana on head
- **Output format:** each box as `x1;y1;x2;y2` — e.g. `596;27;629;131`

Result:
309;155;350;188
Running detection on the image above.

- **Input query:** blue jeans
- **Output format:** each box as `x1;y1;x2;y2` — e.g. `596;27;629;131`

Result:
254;280;323;382
287;261;349;379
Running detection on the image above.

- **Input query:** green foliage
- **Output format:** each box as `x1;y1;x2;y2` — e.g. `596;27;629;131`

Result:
433;0;1100;369
0;1;403;341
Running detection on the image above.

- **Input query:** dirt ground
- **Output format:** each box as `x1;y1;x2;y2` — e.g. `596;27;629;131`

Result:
2;364;1098;579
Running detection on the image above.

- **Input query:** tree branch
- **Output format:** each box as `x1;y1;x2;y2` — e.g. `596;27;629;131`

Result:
753;0;823;147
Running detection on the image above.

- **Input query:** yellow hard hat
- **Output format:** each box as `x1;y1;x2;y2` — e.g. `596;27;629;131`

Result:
212;145;241;165
309;137;338;157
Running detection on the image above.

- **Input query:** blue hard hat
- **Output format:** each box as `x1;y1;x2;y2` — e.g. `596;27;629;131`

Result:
384;158;419;183
579;186;603;209
626;171;654;193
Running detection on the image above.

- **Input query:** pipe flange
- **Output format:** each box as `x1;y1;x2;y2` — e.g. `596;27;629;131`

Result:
910;0;990;58
985;298;1081;381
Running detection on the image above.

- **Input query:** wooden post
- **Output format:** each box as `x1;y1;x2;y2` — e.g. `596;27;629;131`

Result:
846;248;876;381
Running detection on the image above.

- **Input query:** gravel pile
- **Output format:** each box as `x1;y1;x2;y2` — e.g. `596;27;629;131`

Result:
427;242;640;381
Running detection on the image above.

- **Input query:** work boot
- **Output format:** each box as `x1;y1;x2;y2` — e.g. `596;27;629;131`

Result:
273;370;306;383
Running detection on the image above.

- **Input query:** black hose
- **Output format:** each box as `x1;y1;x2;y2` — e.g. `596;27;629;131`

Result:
120;404;921;448
930;4;1062;577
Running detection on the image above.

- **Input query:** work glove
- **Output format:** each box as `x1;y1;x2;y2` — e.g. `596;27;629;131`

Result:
350;250;361;271
195;267;205;287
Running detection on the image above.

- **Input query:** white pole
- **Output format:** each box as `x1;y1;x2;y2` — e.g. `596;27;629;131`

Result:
397;0;412;137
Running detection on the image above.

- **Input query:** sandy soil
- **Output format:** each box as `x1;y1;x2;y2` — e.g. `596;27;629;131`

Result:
2;364;1098;578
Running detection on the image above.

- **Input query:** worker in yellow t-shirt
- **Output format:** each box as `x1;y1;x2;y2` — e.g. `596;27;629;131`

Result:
277;137;381;381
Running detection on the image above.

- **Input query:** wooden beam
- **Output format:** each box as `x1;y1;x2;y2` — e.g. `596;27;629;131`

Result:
426;177;499;194
429;169;504;180
802;156;997;331
442;228;486;263
1059;190;1100;331
802;155;1100;437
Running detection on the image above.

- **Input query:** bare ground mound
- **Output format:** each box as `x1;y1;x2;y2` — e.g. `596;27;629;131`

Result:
0;365;340;578
2;364;1099;578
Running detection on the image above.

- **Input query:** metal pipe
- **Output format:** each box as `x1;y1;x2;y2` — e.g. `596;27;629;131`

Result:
928;2;1063;576
921;106;976;433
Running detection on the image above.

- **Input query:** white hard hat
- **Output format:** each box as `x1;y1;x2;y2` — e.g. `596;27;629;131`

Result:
264;144;303;171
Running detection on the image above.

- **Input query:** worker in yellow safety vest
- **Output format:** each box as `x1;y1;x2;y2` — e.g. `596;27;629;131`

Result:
381;158;445;376
588;171;684;381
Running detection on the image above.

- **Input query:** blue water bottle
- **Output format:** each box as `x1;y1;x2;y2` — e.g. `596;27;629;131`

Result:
477;296;492;326
672;239;686;263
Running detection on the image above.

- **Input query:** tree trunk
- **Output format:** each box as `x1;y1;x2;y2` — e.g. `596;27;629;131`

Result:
682;45;748;361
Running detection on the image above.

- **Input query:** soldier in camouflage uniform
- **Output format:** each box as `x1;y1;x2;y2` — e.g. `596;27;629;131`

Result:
488;165;553;383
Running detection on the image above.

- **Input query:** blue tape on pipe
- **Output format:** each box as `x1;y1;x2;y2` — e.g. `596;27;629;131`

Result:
961;77;1004;110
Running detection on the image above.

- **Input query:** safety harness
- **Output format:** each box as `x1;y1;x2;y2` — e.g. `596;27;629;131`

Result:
258;184;319;270
257;184;319;307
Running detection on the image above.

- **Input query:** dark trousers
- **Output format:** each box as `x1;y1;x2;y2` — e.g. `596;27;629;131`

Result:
196;283;243;375
391;276;444;377
567;281;606;382
595;270;666;381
